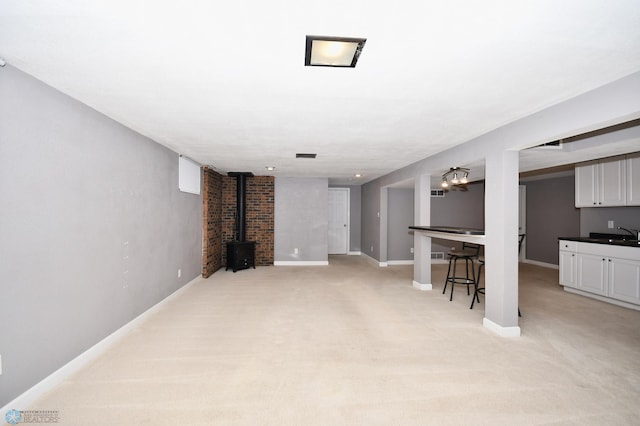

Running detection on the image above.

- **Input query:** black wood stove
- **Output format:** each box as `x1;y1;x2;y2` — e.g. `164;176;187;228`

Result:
226;172;256;272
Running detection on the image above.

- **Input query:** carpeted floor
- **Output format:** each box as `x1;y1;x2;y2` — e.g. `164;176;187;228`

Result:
29;255;640;425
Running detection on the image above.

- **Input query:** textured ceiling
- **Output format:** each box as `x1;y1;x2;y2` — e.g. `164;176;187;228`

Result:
1;0;640;185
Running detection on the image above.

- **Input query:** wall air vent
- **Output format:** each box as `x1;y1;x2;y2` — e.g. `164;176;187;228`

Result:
296;153;317;158
431;252;445;260
430;189;445;197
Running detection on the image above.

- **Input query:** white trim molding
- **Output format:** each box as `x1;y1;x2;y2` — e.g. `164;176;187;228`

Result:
564;287;640;311
522;259;559;269
1;275;202;415
274;260;329;266
387;260;414;265
347;251;361;255
483;318;521;337
412;281;433;291
361;253;388;267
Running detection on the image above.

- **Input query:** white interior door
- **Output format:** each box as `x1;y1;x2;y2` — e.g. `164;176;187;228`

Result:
328;188;349;254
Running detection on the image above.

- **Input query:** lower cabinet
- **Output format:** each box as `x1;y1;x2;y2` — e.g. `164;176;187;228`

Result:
559;250;577;288
576;253;608;296
609;257;640;304
559;240;640;306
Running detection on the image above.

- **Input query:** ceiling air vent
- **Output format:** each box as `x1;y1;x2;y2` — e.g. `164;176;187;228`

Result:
296;153;317;159
531;140;563;150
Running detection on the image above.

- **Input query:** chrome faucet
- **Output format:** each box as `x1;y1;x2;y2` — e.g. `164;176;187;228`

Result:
617;226;640;240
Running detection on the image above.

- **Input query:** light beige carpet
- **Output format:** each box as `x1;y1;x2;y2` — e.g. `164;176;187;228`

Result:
29;256;640;425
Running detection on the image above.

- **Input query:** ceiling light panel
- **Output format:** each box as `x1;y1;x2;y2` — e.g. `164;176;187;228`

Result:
305;36;366;68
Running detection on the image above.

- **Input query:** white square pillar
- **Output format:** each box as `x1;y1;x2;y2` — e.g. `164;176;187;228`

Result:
484;150;521;336
413;174;432;290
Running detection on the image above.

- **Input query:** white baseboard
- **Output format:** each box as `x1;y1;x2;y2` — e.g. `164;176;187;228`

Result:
1;275;202;415
347;251;361;256
274;261;329;266
522;259;559;269
483;317;521;337
387;260;414;266
564;287;640;311
413;281;432;291
361;253;388;267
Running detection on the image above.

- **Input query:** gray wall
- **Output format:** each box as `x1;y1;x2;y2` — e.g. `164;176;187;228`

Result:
523;176;580;265
274;178;328;262
361;182;381;258
580;206;640;237
430;182;485;254
0;65;203;407
387;188;415;261
329;185;361;252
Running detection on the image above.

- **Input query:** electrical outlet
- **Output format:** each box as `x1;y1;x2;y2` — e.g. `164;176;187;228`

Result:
410;247;414;254
370;246;374;252
608;220;614;229
178;268;181;278
294;248;299;254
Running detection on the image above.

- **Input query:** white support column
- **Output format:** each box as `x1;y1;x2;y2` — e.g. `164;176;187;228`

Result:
413;174;432;290
379;187;388;267
484;150;521;337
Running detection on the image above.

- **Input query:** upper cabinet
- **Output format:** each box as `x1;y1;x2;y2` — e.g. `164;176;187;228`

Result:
627;152;640;206
575;155;626;207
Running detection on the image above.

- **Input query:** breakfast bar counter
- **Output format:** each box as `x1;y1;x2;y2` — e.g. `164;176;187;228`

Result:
409;226;486;245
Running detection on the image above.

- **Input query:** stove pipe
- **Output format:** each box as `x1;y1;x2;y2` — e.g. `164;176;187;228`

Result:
228;172;253;241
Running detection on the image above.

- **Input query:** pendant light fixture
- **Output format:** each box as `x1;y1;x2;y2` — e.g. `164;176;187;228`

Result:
441;167;470;188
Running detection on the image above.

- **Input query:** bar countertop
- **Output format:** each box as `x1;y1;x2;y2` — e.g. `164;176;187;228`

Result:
409;226;485;235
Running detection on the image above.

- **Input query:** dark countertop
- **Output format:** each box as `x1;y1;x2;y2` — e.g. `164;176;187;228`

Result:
409;226;484;235
559;236;640;248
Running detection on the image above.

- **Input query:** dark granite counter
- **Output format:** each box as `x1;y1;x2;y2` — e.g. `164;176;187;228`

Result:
559;236;640;248
409;226;484;235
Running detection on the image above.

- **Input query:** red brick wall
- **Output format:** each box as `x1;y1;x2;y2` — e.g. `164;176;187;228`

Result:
222;175;274;266
202;167;223;277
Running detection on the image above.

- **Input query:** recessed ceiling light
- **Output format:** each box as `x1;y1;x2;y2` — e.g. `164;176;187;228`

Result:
266;166;275;171
305;35;366;68
354;174;362;178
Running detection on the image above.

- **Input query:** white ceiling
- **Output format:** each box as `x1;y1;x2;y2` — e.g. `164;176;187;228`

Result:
1;1;640;185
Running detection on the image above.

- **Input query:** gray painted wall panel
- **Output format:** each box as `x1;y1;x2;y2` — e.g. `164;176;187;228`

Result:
430;183;485;254
361;183;380;259
274;178;328;261
0;66;202;407
523;176;580;265
580;206;640;237
387;189;414;260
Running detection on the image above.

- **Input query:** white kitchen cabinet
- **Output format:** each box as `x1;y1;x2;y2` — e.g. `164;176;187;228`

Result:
608;257;640;304
558;241;577;288
559;240;640;307
627;152;640;206
575;156;626;207
577;253;608;296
